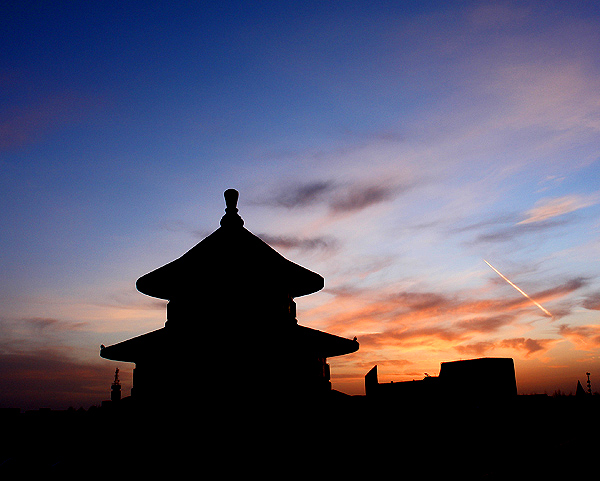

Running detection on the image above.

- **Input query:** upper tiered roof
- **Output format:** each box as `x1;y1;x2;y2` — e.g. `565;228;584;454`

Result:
135;189;324;300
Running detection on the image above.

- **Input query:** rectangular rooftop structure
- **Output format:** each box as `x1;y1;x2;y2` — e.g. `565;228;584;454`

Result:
439;357;517;400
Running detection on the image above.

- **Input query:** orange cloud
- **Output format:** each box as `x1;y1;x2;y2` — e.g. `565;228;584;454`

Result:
303;273;588;394
498;338;558;357
316;278;584;339
454;337;558;358
559;324;600;350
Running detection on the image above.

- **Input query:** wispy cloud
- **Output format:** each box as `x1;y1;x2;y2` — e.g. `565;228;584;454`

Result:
455;337;556;357
373;277;583;322
498;337;556;357
473;219;571;244
582;292;600;310
262;181;334;209
559;324;600;350
534;278;588;305
452;211;576;245
96;292;167;312
329;183;400;213
518;194;600;224
390;291;453;312
255;179;414;214
455;315;514;333
454;341;496;356
256;233;338;252
0;92;104;151
155;220;210;240
311;275;587;364
468;3;532;29
24;317;88;331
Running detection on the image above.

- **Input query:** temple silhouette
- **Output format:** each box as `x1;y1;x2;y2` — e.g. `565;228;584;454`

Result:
100;189;359;410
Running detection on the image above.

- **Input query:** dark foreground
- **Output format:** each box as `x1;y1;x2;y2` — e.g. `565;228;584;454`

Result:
2;394;598;479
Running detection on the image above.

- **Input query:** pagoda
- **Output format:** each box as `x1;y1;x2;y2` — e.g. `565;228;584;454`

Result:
100;189;358;409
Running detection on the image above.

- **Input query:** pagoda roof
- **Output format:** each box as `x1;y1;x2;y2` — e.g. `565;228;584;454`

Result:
136;189;324;300
100;324;359;362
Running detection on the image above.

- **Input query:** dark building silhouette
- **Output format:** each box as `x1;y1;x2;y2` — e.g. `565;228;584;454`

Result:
440;357;517;400
365;365;440;399
100;189;358;410
366;357;517;404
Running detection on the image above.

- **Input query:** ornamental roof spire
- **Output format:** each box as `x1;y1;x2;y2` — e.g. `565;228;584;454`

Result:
220;188;244;228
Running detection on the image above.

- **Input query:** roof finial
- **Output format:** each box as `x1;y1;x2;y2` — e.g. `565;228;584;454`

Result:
220;189;244;227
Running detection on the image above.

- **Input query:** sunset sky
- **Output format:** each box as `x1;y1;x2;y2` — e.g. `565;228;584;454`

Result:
2;1;600;409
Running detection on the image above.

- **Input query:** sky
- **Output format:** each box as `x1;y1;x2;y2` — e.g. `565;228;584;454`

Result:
1;0;600;410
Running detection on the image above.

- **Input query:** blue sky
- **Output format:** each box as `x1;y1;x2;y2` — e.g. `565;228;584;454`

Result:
2;1;600;409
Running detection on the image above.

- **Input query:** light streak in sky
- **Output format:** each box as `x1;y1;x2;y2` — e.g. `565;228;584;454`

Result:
484;260;553;318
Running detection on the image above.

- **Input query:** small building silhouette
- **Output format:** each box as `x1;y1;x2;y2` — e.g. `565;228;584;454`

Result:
366;357;517;404
100;189;358;409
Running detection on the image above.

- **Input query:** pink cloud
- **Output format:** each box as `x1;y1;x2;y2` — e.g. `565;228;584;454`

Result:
518;195;600;225
0;93;104;151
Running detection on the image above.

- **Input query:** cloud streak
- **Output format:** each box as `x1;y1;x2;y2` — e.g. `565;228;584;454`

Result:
329;183;400;213
255;179;415;214
0;92;104;151
256;233;338;252
325;276;586;330
582;292;600;311
518;194;600;224
455;337;556;357
559;324;600;350
264;181;334;209
484;260;552;317
470;218;571;244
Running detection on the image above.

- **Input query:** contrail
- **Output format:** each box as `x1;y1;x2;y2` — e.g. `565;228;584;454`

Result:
484;260;553;318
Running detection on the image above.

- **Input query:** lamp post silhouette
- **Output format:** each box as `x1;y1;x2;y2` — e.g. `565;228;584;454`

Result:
110;368;121;403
